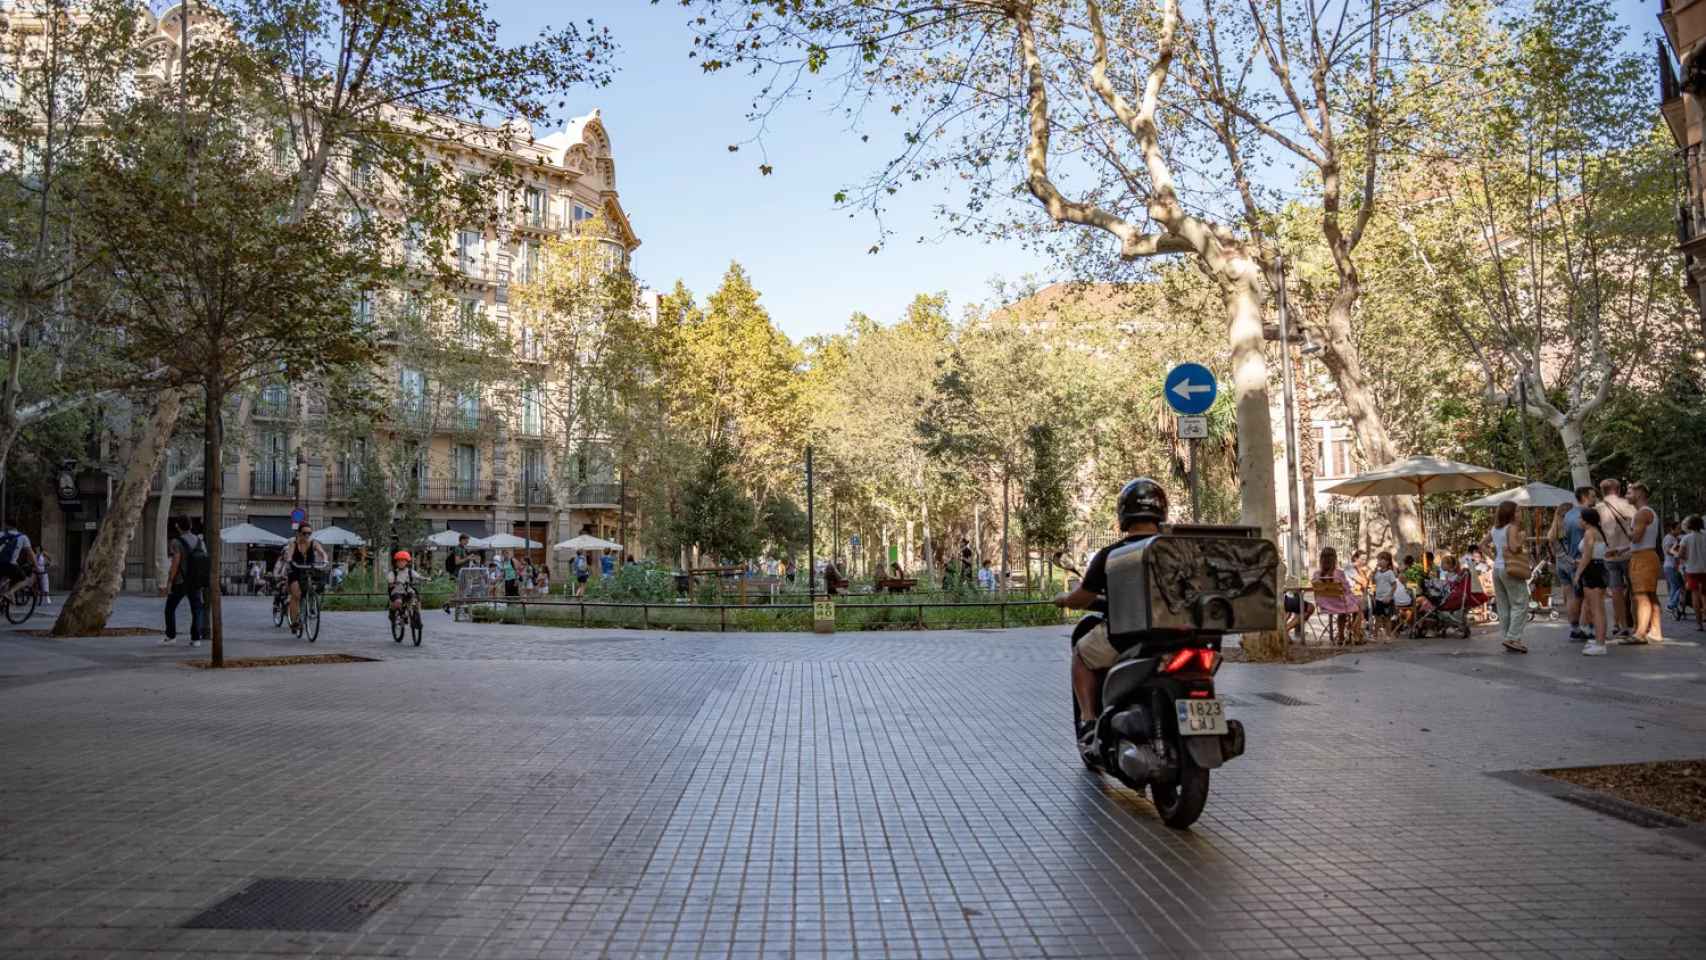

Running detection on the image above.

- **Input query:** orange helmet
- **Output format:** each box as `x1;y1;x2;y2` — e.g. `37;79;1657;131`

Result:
393;550;412;563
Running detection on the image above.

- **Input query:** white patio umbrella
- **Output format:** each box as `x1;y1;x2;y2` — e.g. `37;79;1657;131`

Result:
424;529;468;548
1323;455;1522;544
473;532;542;550
219;522;288;546
555;534;623;552
312;525;367;546
1464;481;1575;510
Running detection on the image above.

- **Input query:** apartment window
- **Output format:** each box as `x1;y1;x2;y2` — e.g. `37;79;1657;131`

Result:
521;383;543;436
458;299;483;341
400;367;425;413
353;290;375;326
403;220;426;268
455;391;480;429
352;158;377;191
344;438;368;486
259;383;289;418
521;447;545;493
516;240;540;283
259;430;289;495
572;203;594;223
453;443;478;499
521;325;539;361
457;229;483;271
524;187;546;226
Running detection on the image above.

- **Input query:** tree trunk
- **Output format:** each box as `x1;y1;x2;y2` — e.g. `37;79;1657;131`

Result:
50;390;184;636
1558;418;1592;489
1225;265;1287;661
1315;289;1424;554
1224;266;1278;537
202;385;225;666
920;497;934;587
1296;346;1318;562
1000;471;1010;594
153;454;203;588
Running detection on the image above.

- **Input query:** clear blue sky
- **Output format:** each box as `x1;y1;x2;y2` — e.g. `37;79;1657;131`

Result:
494;1;1659;341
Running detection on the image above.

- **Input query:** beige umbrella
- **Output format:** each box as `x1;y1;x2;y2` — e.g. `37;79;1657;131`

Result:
1463;481;1574;510
554;534;623;552
1323;455;1522;546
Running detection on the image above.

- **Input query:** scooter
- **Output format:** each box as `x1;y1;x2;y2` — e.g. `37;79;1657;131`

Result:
1062;526;1274;829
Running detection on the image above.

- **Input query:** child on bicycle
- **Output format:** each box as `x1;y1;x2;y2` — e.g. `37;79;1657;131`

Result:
388;550;427;623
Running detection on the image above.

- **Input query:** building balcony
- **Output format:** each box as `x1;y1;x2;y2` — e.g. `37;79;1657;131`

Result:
422;479;494;505
1680;145;1706;256
444;409;491;435
511;207;564;233
252;399;292;421
565;482;620;508
152;470;205;494
251;470;294;498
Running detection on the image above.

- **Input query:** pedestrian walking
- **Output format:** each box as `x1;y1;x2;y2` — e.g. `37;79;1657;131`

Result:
502;551;519;598
1485;501;1531;653
1682;515;1706;633
35;550;50;605
1625;482;1663;645
162;519;206;647
1598;478;1637;639
1550;486;1597;641
1664;520;1688;618
1575;507;1612;656
573;551;590;597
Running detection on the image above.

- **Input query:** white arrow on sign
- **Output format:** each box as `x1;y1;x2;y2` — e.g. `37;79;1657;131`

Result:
1171;380;1213;400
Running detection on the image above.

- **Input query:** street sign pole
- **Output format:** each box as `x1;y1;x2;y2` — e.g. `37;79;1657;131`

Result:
1187;439;1200;522
1164;365;1217;525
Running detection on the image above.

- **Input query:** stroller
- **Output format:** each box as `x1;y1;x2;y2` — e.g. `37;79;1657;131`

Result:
1406;571;1485;639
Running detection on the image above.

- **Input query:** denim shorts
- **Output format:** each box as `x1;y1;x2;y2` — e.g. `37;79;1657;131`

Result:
1605;559;1630;590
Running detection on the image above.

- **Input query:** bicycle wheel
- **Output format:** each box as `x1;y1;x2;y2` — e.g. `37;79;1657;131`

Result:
411;604;423;646
5;584;37;624
390;605;405;643
304;591;320;643
272;595;285;627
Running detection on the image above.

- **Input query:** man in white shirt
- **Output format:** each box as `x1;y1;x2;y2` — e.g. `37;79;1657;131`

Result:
1597;478;1637;638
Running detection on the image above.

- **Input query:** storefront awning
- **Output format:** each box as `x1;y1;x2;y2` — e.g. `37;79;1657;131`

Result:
251;515;294;539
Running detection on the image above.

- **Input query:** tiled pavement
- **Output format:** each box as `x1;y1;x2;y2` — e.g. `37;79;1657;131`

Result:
2;597;1705;958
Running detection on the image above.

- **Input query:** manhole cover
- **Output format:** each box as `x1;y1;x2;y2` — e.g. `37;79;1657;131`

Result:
183;878;408;932
1254;692;1312;706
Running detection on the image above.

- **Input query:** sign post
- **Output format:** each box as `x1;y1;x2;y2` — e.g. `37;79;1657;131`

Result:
1163;364;1218;523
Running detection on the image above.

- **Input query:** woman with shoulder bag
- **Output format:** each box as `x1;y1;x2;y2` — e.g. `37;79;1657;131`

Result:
1486;501;1532;653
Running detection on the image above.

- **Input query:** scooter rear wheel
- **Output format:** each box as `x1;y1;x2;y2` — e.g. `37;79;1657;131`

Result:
1151;767;1210;829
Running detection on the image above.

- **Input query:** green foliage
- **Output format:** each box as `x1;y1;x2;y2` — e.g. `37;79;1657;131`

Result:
1019;423;1072;553
757;495;808;560
673;437;760;565
584;562;678;603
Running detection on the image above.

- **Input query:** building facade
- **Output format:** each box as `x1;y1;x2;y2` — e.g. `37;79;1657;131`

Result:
22;5;645;588
1662;0;1706;322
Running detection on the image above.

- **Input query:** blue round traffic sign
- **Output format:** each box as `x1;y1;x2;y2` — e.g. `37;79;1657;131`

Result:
290;508;306;524
1163;363;1218;415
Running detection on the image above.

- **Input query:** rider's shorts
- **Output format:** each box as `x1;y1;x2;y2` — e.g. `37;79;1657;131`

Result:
1073;621;1120;671
0;561;20;583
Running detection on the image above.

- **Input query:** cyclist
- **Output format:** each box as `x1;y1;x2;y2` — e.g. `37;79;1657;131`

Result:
0;523;38;607
387;549;427;628
285;523;329;634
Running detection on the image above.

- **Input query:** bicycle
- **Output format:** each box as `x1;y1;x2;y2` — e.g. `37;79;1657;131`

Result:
1;578;38;624
271;577;289;628
390;588;423;646
289;562;327;642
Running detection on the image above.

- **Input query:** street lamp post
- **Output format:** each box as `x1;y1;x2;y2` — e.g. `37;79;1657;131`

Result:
1274;255;1305;584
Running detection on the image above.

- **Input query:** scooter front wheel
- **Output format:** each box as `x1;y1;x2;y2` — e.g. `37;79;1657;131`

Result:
1151;767;1210;829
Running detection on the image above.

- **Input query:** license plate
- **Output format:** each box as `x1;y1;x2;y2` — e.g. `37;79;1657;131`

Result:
1176;698;1227;736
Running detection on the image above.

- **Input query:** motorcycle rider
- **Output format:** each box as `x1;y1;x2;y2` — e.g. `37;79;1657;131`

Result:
1054;478;1168;748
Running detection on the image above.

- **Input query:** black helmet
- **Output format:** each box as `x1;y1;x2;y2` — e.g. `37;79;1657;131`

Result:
1117;478;1169;528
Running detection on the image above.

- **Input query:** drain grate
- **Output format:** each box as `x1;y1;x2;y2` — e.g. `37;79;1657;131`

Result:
1557;793;1689;830
183;878;408;932
1254;692;1312;706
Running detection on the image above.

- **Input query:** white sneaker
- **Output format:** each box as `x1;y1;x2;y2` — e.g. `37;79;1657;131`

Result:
188;639;200;647
159;637;175;645
1581;642;1609;656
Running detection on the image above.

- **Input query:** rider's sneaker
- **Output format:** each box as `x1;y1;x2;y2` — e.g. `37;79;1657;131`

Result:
1581;642;1609;656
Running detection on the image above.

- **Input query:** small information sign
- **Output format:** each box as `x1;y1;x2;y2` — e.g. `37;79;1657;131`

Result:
1177;415;1209;440
813;599;835;634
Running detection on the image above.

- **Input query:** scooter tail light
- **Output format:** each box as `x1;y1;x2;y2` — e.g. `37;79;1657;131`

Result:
1161;648;1221;675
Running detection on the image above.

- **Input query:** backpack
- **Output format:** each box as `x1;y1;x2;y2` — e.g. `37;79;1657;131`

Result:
0;531;19;565
179;534;211;586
